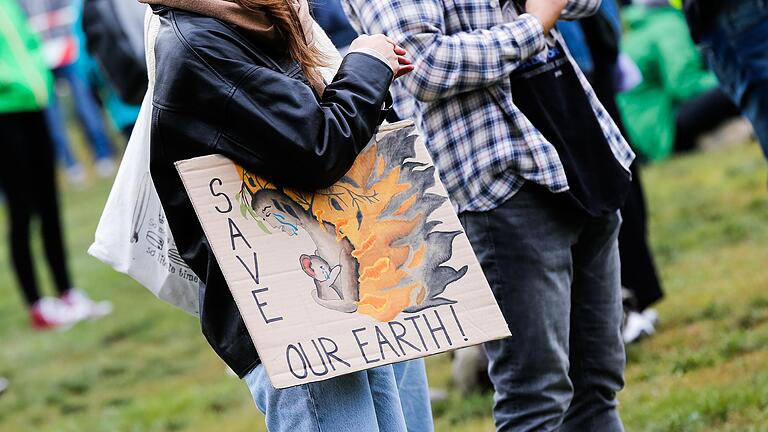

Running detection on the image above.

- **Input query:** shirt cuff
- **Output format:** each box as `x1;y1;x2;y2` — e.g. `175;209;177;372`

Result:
347;47;393;73
512;13;548;59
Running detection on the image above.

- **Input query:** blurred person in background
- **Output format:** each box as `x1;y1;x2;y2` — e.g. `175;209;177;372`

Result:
616;0;740;162
684;0;768;160
0;377;7;395
560;0;665;343
82;67;142;139
0;0;112;330
17;0;117;184
81;0;148;139
75;0;142;140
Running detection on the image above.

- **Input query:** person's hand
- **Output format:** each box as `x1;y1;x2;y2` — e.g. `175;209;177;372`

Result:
525;0;568;33
349;34;415;79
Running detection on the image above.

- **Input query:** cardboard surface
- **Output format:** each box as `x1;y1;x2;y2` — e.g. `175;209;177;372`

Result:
176;121;510;388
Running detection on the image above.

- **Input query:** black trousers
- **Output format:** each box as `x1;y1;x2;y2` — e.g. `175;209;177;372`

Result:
674;87;741;153
0;111;72;306
590;93;663;311
617;162;663;311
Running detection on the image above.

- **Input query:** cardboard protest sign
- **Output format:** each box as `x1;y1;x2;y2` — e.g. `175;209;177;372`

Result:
176;121;510;388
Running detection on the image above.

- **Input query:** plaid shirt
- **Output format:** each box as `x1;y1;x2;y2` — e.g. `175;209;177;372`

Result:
341;0;635;212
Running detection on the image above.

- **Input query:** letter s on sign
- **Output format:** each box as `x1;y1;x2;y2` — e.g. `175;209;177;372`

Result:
210;178;232;213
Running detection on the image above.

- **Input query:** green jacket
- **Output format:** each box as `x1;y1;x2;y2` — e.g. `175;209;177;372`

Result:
617;6;718;161
0;0;52;114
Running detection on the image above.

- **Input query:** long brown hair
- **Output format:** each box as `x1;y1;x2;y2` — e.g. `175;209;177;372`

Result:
235;0;327;89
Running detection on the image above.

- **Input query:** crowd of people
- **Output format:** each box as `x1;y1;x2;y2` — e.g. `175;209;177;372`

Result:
1;0;766;430
0;0;116;331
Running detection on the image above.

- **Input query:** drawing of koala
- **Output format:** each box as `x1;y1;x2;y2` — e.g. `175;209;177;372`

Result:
300;253;357;313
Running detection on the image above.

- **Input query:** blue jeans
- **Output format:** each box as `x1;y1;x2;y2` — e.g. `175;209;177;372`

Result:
700;0;768;158
46;63;114;168
243;359;434;432
459;184;625;432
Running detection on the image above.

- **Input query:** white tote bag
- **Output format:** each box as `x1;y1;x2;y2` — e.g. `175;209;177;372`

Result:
89;10;200;315
89;11;344;316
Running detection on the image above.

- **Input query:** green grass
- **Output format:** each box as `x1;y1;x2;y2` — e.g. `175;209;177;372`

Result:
1;139;767;431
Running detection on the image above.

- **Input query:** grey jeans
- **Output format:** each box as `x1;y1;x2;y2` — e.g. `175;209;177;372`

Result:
459;184;626;432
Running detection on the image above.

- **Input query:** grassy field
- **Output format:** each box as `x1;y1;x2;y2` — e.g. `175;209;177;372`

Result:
0;139;767;432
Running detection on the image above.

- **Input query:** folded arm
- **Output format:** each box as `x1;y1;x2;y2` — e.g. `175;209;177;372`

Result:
560;0;603;20
219;52;393;190
344;0;547;102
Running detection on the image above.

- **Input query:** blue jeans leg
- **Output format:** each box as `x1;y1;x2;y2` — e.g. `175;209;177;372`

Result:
392;358;434;432
701;0;768;158
244;359;433;432
44;100;79;169
563;207;625;431
459;185;625;432
54;64;114;161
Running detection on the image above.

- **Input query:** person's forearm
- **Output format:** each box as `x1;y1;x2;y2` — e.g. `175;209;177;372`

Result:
222;53;393;191
393;16;547;102
559;0;602;20
343;0;547;102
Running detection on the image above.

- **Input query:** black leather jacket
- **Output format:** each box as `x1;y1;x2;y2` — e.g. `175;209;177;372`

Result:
148;7;393;377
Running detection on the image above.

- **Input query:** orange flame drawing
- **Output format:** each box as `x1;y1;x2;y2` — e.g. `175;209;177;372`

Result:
236;125;466;322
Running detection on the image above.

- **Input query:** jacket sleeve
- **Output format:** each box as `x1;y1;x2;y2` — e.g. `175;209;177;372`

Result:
217;52;393;191
560;0;603;20
655;12;718;102
343;0;546;102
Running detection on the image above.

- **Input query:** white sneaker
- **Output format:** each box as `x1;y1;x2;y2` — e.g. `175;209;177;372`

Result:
66;165;87;186
429;387;448;403
0;377;8;395
94;158;116;178
60;289;113;320
30;297;83;330
623;311;656;344
642;308;659;326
